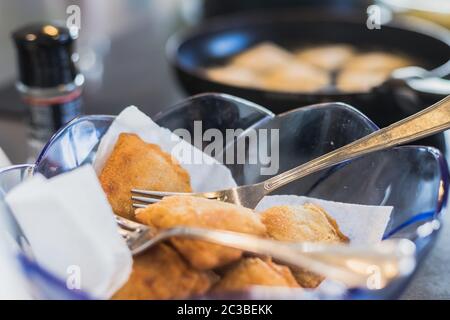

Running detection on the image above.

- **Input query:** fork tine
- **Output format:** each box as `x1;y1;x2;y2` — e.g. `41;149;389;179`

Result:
131;189;190;197
132;203;148;209
115;215;144;231
131;189;222;213
131;195;160;204
118;228;131;241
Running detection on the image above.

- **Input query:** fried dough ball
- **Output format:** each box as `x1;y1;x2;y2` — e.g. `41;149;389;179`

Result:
231;42;296;73
261;203;348;288
99;133;191;220
295;44;355;71
213;257;299;292
112;244;216;300
136;195;266;270
343;52;412;72
262;61;330;93
205;65;262;88
336;69;392;92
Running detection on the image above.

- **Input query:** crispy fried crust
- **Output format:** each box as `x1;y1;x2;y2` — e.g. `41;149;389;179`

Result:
231;42;296;73
262;62;330;93
291;268;325;289
295;44;355;71
336;69;392;92
99;133;192;220
261;203;348;243
136;196;267;270
205;66;263;88
261;203;348;288
343;52;412;72
213;257;299;292
112;244;215;300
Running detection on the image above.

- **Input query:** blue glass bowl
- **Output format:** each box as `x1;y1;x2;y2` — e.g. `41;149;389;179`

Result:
0;93;448;299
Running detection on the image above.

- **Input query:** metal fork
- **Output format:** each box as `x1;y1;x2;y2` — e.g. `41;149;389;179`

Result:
116;215;415;289
132;95;450;209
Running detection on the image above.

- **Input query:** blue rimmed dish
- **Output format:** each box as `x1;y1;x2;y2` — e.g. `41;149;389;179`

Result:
0;93;447;299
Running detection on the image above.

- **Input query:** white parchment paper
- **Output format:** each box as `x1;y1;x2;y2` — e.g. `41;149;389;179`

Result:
5;166;132;299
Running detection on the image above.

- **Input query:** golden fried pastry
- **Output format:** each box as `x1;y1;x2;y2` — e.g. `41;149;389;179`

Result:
261;203;348;243
295;44;355;71
291;269;325;288
231;42;296;73
336;69;392;92
99;133;192;220
205;65;262;88
112;244;216;300
213;257;299;292
136;196;267;270
343;52;412;72
261;203;348;288
262;61;330;93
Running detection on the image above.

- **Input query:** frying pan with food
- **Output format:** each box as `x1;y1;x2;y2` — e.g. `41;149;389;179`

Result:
167;9;450;130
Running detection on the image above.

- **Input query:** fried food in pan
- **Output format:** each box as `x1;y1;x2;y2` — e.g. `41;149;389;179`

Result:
213;257;299;292
336;52;413;92
136;195;267;270
231;42;296;73
205;65;263;88
112;244;216;300
295;44;355;71
262;61;331;93
261;203;348;288
343;52;412;72
99;133;192;220
336;69;392;92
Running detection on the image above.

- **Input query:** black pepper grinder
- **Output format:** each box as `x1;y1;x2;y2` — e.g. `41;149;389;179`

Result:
12;22;84;162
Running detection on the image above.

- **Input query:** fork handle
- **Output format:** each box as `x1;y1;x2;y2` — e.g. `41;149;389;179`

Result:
264;95;450;191
156;228;414;288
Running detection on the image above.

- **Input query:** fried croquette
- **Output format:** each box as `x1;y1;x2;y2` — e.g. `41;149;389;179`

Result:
336;69;392;92
261;203;348;243
99;133;192;220
231;42;296;73
213;257;299;292
295;44;355;71
205;65;263;88
336;52;412;92
342;52;412;72
135;196;267;270
262;61;330;93
261;203;348;288
112;244;216;300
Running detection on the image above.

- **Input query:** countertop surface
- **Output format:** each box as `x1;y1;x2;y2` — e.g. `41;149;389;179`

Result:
0;0;449;300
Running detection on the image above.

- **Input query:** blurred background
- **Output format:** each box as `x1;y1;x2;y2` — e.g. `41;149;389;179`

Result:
1;0;449;162
0;0;450;299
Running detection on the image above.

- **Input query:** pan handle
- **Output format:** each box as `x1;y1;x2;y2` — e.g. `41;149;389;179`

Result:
405;77;450;96
382;67;450;116
391;66;450;97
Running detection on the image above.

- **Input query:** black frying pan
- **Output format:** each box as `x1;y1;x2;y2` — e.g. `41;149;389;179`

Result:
167;9;450;130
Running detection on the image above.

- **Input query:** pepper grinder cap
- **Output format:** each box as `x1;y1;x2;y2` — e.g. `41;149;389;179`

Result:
12;22;79;88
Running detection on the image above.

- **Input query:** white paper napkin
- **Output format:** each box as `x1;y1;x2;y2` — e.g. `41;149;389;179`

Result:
0;230;33;299
0;146;11;167
5;165;132;299
93;106;237;192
